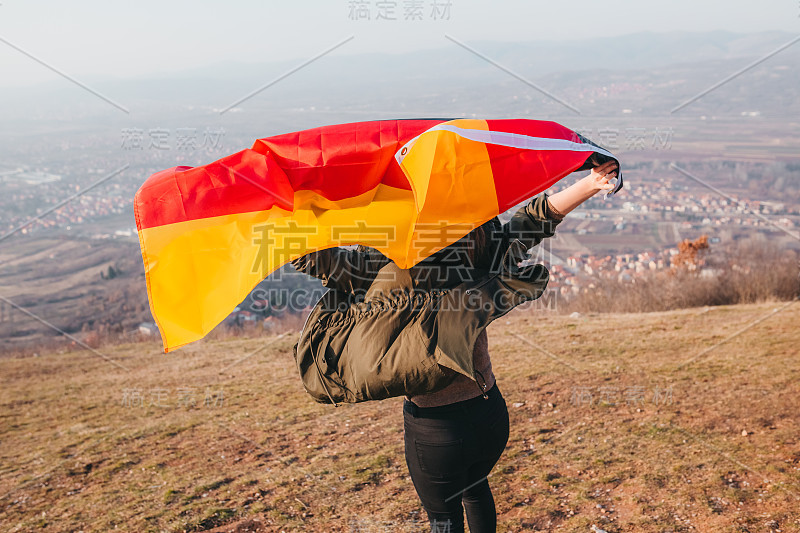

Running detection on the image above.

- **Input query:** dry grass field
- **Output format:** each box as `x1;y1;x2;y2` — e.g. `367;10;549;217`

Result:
1;302;799;532
0;236;151;351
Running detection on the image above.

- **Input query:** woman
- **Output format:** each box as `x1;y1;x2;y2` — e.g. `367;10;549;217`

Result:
401;161;617;532
293;161;619;532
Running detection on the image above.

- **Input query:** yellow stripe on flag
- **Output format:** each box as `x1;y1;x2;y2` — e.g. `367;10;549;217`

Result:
139;183;418;351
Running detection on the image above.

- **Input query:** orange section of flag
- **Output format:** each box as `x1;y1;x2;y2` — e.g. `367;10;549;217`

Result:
398;119;499;265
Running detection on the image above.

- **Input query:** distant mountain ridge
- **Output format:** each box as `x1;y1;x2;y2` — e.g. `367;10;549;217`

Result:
0;30;797;107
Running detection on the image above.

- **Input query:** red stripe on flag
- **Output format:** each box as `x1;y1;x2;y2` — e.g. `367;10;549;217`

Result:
135;148;294;230
487;143;593;209
252;119;443;194
135;120;445;230
484;119;581;142
482;120;599;209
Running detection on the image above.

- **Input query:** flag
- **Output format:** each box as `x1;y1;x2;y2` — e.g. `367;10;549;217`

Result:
134;118;621;351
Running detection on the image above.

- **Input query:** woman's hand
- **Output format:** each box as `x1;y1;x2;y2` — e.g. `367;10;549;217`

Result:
582;161;618;193
546;161;619;217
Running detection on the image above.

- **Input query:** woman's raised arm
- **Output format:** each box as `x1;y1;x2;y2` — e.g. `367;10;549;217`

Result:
547;161;618;216
482;161;618;271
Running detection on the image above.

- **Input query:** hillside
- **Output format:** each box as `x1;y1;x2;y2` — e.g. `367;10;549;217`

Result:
1;302;799;532
0;236;152;351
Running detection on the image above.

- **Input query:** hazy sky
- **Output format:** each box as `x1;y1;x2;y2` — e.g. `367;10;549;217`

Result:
0;0;798;87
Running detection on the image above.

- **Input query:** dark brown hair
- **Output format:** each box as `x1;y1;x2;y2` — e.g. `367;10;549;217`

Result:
463;224;487;268
458;218;497;270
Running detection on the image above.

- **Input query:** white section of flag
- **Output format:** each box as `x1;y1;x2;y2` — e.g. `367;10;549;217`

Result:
395;122;623;196
423;123;617;159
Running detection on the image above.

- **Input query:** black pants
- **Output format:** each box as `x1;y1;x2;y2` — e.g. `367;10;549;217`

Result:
403;384;510;533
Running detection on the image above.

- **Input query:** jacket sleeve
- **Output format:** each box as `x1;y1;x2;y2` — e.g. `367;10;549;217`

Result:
487;193;564;272
291;247;384;293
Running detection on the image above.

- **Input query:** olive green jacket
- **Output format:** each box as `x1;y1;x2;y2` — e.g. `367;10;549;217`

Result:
291;194;562;405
